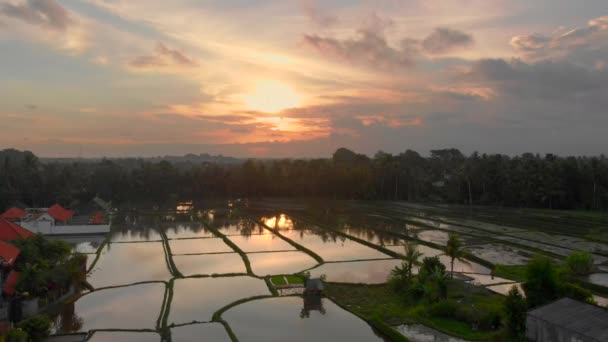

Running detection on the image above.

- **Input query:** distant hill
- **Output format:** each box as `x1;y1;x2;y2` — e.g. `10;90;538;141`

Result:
40;153;243;166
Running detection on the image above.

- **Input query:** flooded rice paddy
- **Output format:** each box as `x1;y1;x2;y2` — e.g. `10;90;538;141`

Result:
49;200;608;341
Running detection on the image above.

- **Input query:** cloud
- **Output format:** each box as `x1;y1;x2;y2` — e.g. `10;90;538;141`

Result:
510;15;608;63
421;27;474;54
0;0;74;31
302;30;414;71
300;0;337;27
129;43;198;70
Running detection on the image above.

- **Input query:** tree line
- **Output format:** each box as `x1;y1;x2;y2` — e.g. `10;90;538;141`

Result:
1;147;608;210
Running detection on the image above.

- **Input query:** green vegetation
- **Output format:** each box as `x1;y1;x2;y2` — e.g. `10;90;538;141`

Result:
503;286;527;341
522;256;593;308
445;234;465;279
9;236;84;299
16;315;52;342
4;148;608;211
494;265;527;282
368;316;411;342
564;251;594;276
326;278;504;340
6;328;28;342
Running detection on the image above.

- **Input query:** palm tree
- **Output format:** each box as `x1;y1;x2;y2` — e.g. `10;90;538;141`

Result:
445;233;464;279
402;242;423;279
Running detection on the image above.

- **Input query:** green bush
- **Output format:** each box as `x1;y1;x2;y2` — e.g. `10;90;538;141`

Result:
17;315;52;342
564;252;594;277
425;300;502;331
504;286;527;341
6;328;28;342
558;282;593;303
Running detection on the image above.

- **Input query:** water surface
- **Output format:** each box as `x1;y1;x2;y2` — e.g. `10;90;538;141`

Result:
169;276;270;324
248;251;318;276
169;237;233;254
228;234;296;252
87;331;160;342
309;259;403;284
87;242;171;288
173;253;246;276
395;324;467;341
171;323;231;342
224;297;384;342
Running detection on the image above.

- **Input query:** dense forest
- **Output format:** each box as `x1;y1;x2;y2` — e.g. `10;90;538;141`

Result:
1;148;608;210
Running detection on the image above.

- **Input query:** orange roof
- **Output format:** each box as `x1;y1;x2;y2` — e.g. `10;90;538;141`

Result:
3;270;19;295
0;240;20;266
0;218;33;240
91;212;105;224
1;207;26;220
47;204;75;223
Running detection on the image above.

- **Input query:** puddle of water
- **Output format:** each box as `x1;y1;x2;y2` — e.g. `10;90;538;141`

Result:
588;273;608;287
173;253;246;276
224;297;384;342
466;244;530;265
309;259;403;284
169;237;233;254
164;224;216;239
87;243;171;288
109;228;163;242
416;230;450;246
55;283;165;332
486;283;523;296
87;331;160;342
216;221;270;236
248;251;318;276
169;276;270;324
279;230;390;261
386;244;444;258
171;323;231;342
227;234;296;252
395;324;468;342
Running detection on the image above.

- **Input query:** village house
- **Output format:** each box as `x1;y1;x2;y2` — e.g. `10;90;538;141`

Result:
526;297;608;342
1;204;110;235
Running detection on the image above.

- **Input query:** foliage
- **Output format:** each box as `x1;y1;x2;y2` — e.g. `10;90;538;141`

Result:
522;256;560;308
3;148;608;210
445;233;464;279
410;257;448;303
503;286;527;340
420;256;446;275
522;256;594;308
6;329;28;342
16;315;51;342
389;243;422;291
368;315;412;342
424;300;502;331
564;251;594;277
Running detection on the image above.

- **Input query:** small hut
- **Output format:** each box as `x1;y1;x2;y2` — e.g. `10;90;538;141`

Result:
304;278;324;295
526;298;608;342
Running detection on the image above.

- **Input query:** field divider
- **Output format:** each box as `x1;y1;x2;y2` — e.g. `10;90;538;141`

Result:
203;222;254;275
160;230;183;278
250;217;324;264
291;214;404;260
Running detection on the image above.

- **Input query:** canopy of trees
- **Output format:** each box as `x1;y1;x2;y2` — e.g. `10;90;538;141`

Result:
1;148;608;210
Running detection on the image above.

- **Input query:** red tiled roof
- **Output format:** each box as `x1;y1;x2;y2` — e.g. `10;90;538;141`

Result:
3;270;19;295
0;240;20;266
47;204;75;223
1;207;26;220
0;218;34;240
91;212;104;224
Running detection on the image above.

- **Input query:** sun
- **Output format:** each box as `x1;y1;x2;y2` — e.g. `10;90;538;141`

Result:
243;80;301;113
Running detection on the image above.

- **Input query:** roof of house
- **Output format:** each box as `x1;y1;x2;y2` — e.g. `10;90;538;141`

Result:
528;298;608;341
1;207;26;220
0;217;34;240
47;204;75;222
2;270;19;295
91;212;105;224
0;240;20;266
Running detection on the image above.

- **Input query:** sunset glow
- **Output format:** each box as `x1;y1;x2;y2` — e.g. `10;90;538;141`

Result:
243;80;302;113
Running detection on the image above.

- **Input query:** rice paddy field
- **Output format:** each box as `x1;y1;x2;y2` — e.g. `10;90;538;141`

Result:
48;200;608;341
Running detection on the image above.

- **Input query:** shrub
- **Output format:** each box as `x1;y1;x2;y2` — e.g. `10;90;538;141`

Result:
503;286;527;340
558;282;593;303
564;252;594;277
17;315;52;342
6;329;28;342
523;256;559;308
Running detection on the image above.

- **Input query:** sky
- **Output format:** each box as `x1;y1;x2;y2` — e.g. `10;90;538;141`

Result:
1;0;607;158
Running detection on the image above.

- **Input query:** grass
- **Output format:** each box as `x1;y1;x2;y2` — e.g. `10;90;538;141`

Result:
494;264;527;282
325;280;504;341
270;275;304;286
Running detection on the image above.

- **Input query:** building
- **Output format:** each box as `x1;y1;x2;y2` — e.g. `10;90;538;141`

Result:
0;218;33;241
13;204;110;235
526;297;608;342
0;208;26;222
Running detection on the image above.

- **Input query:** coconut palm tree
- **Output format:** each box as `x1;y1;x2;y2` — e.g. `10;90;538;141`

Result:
446;233;465;279
402;242;423;279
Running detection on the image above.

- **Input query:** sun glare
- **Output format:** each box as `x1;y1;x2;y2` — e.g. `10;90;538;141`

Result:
244;80;301;113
